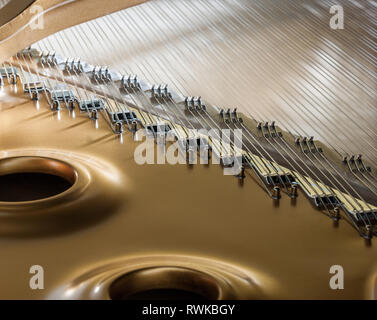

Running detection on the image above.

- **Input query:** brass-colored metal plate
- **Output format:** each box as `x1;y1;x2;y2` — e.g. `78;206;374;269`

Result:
0;82;376;299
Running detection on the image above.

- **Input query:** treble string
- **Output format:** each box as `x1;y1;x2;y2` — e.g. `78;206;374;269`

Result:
136;0;374;220
59;26;131;131
141;0;340;204
76;22;135;131
126;3;318;199
191;0;376;200
230;0;377;157
43;36;84;105
54;29;107;123
112;6;280;198
249;93;375;230
26;0;374;232
244;106;368;220
89;17;190;139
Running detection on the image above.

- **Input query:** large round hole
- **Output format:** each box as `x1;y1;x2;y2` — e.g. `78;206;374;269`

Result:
109;267;221;300
0;157;76;202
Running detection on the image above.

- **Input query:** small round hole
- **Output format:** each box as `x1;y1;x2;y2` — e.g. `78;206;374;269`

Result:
109;267;221;300
0;157;76;202
0;172;73;202
123;288;208;300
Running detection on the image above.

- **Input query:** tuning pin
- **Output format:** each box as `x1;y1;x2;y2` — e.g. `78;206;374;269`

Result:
291;183;298;198
9;73;17;84
295;137;301;145
237;166;246;180
187;148;195;165
68;99;75;109
132;120;138;132
51;100;60;111
366;225;373;240
333;207;340;221
90;110;98;120
219;109;224;120
115;122;123;134
273;186;281;199
31;91;39;101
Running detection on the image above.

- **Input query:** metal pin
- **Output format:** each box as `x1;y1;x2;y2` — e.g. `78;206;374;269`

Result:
132;120;138;132
291;184;298;198
366;225;373;239
90;110;98;120
115;122;123;134
273;186;281;199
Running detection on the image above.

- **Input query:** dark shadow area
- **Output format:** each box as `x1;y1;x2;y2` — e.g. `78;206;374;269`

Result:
0;172;73;202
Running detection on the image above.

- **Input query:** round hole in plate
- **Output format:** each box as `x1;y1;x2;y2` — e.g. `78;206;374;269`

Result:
109;267;221;300
0;156;76;202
